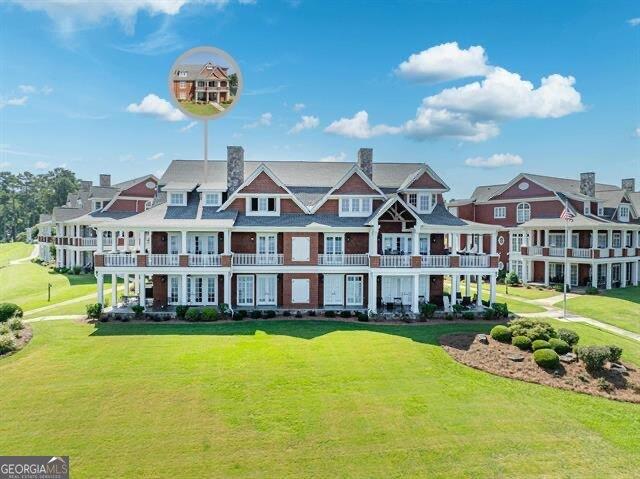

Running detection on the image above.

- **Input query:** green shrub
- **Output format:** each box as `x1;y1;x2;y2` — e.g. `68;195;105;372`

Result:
585;286;598;295
72;266;82;275
308;310;316;317
0;334;17;354
482;308;495;320
175;305;189;320
532;339;551;351
462;311;475;320
7;317;24;331
533;348;560;369
295;311;303;318
217;303;230;318
324;310;336;318
0;324;9;335
607;345;623;363
452;303;465;315
233;310;247;321
596;377;613;392
185;308;202;322
512;335;532;351
577;345;610;371
263;310;276;319
0;303;23;322
508;318;556;341
490;325;512;343
554;283;571;293
250;310;262;320
200;307;218;322
548;338;571;354
283;310;291;317
505;272;519;286
557;328;579;347
86;303;103;319
340;310;352;318
444;313;453;321
420;303;437;319
356;311;368;322
131;305;144;318
492;303;509;318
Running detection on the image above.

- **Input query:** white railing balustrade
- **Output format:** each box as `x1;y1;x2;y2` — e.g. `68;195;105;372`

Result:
613;248;623;257
460;255;490;268
421;255;450;268
189;254;221;267
318;254;368;266
627;247;637;257
81;238;97;247
104;253;136;267
549;247;564;257
127;238;136;246
233;253;284;266
147;254;179;266
599;248;610;258
529;246;543;256
572;248;591;258
379;255;411;268
103;238;113;246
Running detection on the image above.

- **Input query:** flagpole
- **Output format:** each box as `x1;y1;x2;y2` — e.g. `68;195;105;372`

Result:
563;198;568;319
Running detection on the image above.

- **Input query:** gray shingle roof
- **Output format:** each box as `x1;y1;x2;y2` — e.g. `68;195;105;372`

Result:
416;204;468;227
234;213;369;228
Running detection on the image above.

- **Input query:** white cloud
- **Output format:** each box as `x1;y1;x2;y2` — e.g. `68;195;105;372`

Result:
126;94;186;122
148;152;165;161
634;127;640;138
464;153;523;169
34;161;50;170
325;111;400;139
243;112;273;128
628;18;640;27
0;96;29;108
395;42;490;83
402;106;499;142
115;18;183;55
424;67;584;120
288;115;319;134
293;103;305;111
41;86;53;95
180;121;198;132
18;85;36;93
319;152;347;162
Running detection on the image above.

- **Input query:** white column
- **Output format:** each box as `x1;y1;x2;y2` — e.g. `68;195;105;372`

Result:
369;226;379;255
606;263;612;289
490;233;498;254
111;273;117;308
368;272;377;313
591;263;597;288
97;229;103;251
476;276;482;308
181;231;188;255
465;274;471;297
544;230;549;247
452;233;460;253
592;229;598;250
632;261;639;286
607;229;613;249
139;274;146;306
223;273;231;306
97;273;104;305
478;234;484;254
411;274;420;314
450;274;458;306
536;229;541;246
224;230;231;254
489;274;497;304
181;274;188;305
124;274;130;295
544;261;550;287
110;230;117;252
412;227;420;256
564;261;571;289
424;274;430;303
621;262;627;288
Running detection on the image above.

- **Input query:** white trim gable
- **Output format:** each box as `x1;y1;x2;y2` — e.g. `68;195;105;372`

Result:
397;165;450;193
365;194;423;227
310;165;386;213
485;173;553;201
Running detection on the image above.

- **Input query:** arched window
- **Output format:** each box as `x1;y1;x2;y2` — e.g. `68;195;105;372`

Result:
516;202;531;223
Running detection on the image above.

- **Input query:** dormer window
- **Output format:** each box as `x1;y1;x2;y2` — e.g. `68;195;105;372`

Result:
618;205;630;222
178;71;188;78
247;196;279;216
168;192;187;206
339;197;372;217
406;192;436;213
584;203;591;216
203;192;221;207
597;204;604;216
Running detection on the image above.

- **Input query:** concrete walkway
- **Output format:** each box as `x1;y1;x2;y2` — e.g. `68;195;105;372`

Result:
25;315;86;323
9;244;38;265
508;292;640;342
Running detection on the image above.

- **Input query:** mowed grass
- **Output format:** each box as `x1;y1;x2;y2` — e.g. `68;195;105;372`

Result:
446;279;546;314
0;242;33;267
495;283;557;300
555;286;640;334
1;320;639;478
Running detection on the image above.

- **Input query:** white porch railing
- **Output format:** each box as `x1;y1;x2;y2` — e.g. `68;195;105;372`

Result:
379;255;411;268
572;248;591;258
613;248;623;257
127;238;136;246
147;254;179;266
233;254;283;266
627;247;637;257
103;238;113;246
530;246;543;256
599;248;610;258
460;255;490;268
421;255;450;268
104;253;136;267
189;254;221;267
318;254;369;266
549;247;564;257
80;237;97;247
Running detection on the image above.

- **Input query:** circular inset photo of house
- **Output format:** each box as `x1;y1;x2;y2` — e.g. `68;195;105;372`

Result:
168;46;242;120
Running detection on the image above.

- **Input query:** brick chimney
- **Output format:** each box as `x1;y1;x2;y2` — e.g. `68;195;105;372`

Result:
622;178;635;193
580;172;595;197
227;146;245;194
99;174;111;187
79;180;92;191
357;148;373;180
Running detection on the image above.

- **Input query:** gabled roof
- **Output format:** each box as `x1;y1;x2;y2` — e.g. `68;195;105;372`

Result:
310;165;385;213
397;165;449;192
366;195;423;226
112;174;158;191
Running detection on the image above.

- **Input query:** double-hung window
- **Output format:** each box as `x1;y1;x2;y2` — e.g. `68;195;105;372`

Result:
237;275;254;306
612;232;622;248
511;233;524;253
598;232;608;248
168;234;180;254
494;206;506;219
203;192;221;207
248;197;277;215
618;205;630;222
169;192;186;206
339;197;372;217
419;194;430;212
346;275;363;306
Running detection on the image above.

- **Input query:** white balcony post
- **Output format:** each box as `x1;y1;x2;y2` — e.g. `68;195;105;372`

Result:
224;230;231;255
110;230;117;253
369;226;379;255
111;274;117;308
536;229;541;246
607;229;613;249
592;229;598;250
544;261;550;287
97;273;104;305
139;274;146;307
412;227;420;256
450;274;458;306
476;276;482;308
489;273;497;305
544;230;549;247
606;263;612;290
490;232;497;255
465;274;471;297
452;233;460;253
478;234;484;254
412;274;420;314
123;274;129;296
223;273;231;306
368;272;377;313
97;229;103;252
181;274;188;305
181;231;188;255
621;262;627;288
591;263;597;288
632;261;639;286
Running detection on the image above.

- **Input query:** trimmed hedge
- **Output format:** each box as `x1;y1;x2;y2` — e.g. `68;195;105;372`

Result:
490;325;512;343
531;339;551;351
557;328;579;347
0;334;17;354
577;346;610;371
533;348;560;369
607;345;623;363
201;307;219;322
185;308;202;322
86;303;103;319
175;305;189;320
512;335;532;351
508;318;556;341
0;303;24;322
548;338;571;355
420;303;437;319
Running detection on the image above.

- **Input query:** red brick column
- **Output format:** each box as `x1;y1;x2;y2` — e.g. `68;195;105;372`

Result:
411;256;421;268
221;254;232;267
94;254;104;267
450;255;460;268
369;255;380;268
136;254;147;267
542;247;549;256
592;249;600;259
566;248;573;258
179;255;189;267
490;255;500;268
520;246;529;256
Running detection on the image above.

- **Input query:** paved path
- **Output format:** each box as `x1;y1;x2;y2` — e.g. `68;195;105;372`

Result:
9;244;38;265
22;292;99;318
507;292;640;342
25;315;86;323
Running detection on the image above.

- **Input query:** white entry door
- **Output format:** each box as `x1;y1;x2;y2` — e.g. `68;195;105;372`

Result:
324;274;344;305
381;276;412;305
256;274;277;305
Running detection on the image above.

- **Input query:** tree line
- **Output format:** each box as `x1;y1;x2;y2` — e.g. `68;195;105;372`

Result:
0;168;79;242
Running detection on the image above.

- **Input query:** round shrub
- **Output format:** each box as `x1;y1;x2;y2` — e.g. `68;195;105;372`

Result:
507;318;556;341
512;335;532;351
548;338;571;355
263;310;276;319
607;345;623;363
577;346;610;372
0;334;17;354
557;328;579;347
532;339;551;351
420;303;437;319
0;303;24;322
533;348;560;369
482;308;495;321
185;307;202;322
175;305;189;320
86;303;103;319
131;305;144;318
0;324;9;336
340;310;352;318
7;317;24;331
490;325;512;343
492;303;509;318
200;307;218;322
233;310;247;321
250;310;262;320
462;311;475;320
505;271;519;286
324;310;336;318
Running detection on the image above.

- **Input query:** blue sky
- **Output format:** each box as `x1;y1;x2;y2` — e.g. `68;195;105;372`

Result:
0;0;638;198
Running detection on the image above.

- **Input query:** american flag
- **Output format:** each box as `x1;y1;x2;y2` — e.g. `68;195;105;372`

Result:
560;208;575;222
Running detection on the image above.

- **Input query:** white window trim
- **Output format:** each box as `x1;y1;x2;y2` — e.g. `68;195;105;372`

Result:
246;196;280;216
583;202;591;216
237;275;255;306
618;205;630;222
203;192;222;207
346;275;364;306
168;191;187;206
256;233;278;255
168;275;180;305
494;206;506;219
324;234;345;255
516;202;531;224
338;197;373;217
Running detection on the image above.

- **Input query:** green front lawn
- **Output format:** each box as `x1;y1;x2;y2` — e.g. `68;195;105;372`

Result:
495;283;557;300
0;242;33;267
1;320;638;478
447;279;546;314
180;101;229;116
555;286;640;334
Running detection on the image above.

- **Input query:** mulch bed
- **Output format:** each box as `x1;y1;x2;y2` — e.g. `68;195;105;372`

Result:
440;333;640;404
0;323;33;359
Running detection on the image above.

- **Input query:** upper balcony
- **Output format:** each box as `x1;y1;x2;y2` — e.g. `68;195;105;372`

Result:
521;245;639;259
373;253;496;269
318;254;369;266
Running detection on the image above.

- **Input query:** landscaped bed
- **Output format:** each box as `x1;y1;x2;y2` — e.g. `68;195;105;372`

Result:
441;329;640;403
